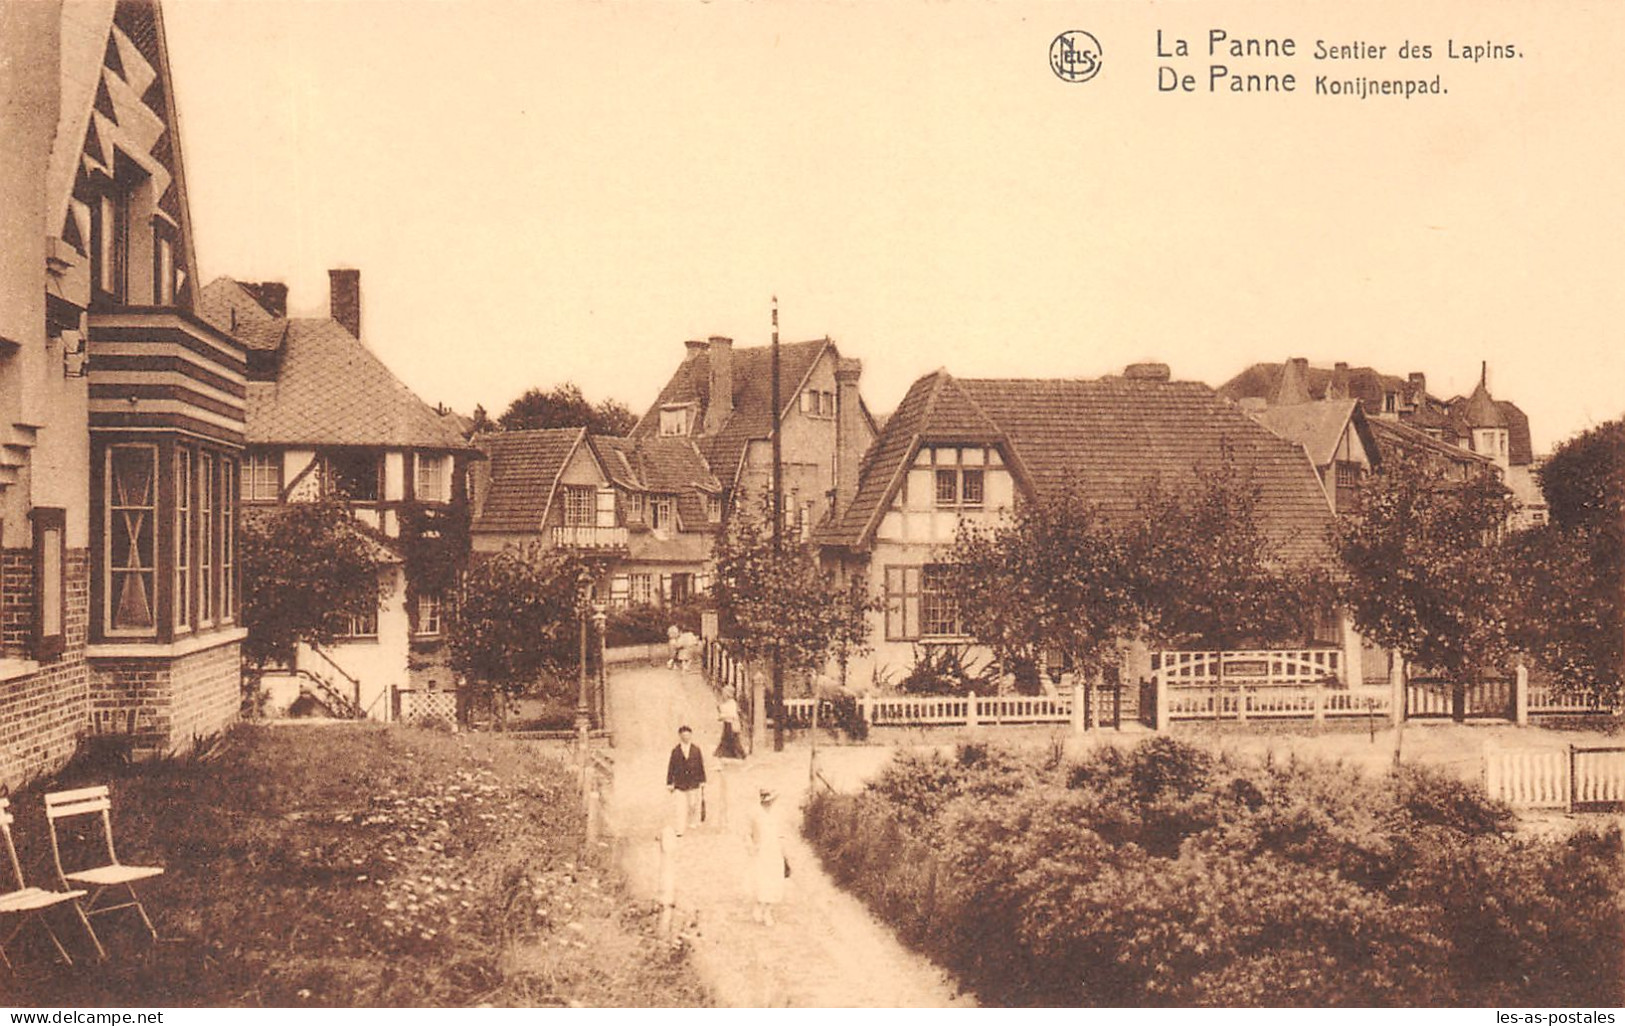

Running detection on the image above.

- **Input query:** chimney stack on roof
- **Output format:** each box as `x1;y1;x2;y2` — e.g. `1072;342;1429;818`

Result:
705;336;734;434
834;357;866;520
1273;357;1312;405
1326;361;1350;400
329;269;361;338
684;339;707;361
1123;362;1171;382
1408;371;1427;403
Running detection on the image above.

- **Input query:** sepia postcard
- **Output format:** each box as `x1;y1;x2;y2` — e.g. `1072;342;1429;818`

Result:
1;0;1621;1014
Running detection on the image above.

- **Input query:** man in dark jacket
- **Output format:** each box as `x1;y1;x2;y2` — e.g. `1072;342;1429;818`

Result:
666;725;706;835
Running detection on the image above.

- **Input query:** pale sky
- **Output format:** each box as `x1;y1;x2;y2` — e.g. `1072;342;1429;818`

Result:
161;0;1625;454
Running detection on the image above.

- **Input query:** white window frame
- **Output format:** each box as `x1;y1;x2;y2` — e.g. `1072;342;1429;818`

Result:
416;453;452;503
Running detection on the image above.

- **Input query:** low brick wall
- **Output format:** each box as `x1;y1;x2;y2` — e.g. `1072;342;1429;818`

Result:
0;550;90;790
88;636;241;756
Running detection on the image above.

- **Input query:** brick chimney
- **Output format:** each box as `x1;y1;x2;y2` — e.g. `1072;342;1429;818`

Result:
1407;371;1427;406
328;268;361;338
1326;361;1350;400
833;357;866;518
705;336;733;434
1124;362;1171;382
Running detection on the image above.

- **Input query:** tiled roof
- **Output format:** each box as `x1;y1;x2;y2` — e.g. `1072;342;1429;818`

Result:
1252;400;1364;467
1366;417;1497;467
472;428;585;533
1461;378;1507;429
197;277;283;348
243;317;472;450
1223;360;1533;467
631;339;831;485
589;436;720;494
819;371;1336;567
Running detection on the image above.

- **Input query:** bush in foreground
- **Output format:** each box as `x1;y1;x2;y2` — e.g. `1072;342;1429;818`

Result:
805;738;1623;1007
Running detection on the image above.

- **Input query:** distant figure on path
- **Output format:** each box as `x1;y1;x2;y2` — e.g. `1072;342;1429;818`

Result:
666;625;682;669
715;686;747;760
747;788;787;925
666;725;707;835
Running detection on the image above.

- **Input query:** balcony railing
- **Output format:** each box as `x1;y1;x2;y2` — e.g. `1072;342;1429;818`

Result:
553;525;629;549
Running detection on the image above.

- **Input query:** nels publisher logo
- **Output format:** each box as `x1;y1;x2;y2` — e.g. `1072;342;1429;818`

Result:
1050;30;1103;82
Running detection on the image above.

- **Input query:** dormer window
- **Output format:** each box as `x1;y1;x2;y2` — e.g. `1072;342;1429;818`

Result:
659;405;694;437
1383;391;1397;414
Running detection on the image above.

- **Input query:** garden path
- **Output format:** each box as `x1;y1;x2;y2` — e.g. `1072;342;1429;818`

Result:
602;662;972;1008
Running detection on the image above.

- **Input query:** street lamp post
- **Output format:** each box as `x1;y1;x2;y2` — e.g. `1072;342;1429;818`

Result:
592;603;608;732
576;597;591;749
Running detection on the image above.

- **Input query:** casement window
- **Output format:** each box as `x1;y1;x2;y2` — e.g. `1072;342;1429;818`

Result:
344;607;379;638
174;449;192;629
105;444;158;634
800;390;835;418
415;592;443;636
918;446;990;509
630;573;654;606
199;453;215;624
220;460;236;622
92;191;129;303
650;495;675;531
153;232;175;305
884;566;922;641
621;490;645;524
416;453;451;503
658;405;693;437
705;493;722;523
563;486;595;527
30;509;66;661
610;575;630;608
920;565;961;638
1334;461;1362;513
243;451;281;502
323;451;381;502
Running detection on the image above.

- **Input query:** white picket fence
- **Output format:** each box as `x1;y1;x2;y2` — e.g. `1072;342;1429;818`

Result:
778;690;1077;729
1485;744;1625;810
1163;683;1391;722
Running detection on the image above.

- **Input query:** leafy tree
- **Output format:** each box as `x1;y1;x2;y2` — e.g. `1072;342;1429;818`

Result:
1128;467;1329;650
1538;419;1624;532
946;470;1323;696
711;494;877;680
398;501;471;632
948;492;1138;694
239;502;388;670
495;382;636;435
468;403;494;435
448;543;592;705
1511;419;1623;701
1337;452;1517;692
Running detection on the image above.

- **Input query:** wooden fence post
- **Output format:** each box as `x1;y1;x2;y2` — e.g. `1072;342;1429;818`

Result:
1070;680;1086;735
860;694;873;729
1313;684;1325;723
1155;675;1169;733
967;691;980;730
1515;663;1529;726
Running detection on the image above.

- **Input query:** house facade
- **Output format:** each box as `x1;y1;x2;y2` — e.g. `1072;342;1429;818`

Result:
817;363;1349;689
1;0;244;786
630;336;876;539
198;273;477;719
470;428;721;606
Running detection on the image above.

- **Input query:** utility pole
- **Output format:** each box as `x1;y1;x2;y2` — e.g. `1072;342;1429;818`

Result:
771;296;785;752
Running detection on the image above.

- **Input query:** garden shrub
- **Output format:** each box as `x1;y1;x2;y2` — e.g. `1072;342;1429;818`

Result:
804;737;1625;1007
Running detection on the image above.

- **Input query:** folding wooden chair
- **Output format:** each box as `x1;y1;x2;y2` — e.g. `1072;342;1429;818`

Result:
44;785;163;958
0;796;87;969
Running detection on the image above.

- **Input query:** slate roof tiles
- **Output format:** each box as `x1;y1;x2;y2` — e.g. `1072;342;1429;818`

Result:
819;371;1336;567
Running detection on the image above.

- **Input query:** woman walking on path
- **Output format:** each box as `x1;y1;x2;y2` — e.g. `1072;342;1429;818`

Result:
714;686;747;760
747;788;787;925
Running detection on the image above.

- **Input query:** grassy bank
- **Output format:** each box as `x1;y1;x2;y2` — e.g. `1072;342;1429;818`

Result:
2;723;706;1007
805;737;1625;1007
